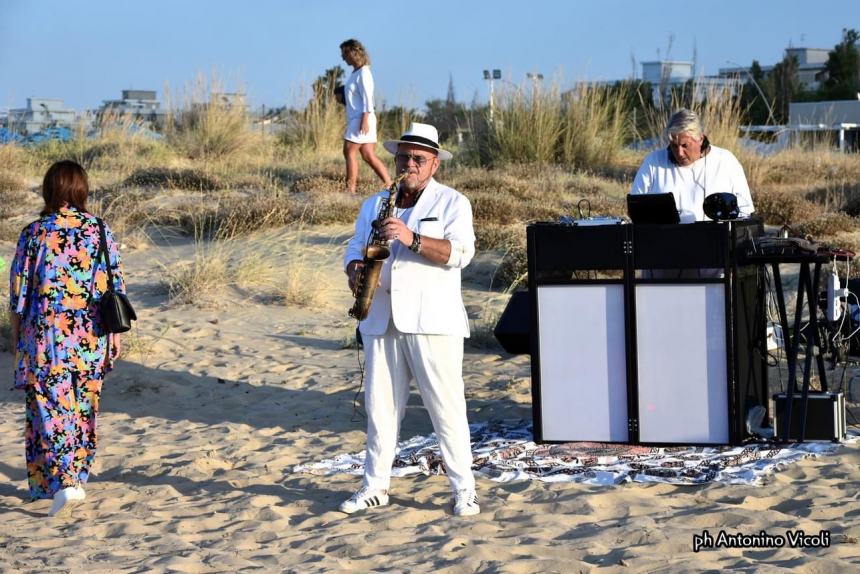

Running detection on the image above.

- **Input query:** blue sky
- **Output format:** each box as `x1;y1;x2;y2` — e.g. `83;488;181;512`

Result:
0;0;856;112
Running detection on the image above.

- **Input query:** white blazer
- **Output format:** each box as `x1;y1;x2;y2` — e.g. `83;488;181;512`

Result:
344;178;475;337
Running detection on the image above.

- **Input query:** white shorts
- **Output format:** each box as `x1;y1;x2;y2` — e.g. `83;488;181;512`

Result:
344;113;378;144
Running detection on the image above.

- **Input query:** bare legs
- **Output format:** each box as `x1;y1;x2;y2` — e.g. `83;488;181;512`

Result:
344;141;392;194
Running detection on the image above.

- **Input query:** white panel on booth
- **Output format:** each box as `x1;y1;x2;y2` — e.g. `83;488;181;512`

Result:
635;284;729;444
537;285;628;441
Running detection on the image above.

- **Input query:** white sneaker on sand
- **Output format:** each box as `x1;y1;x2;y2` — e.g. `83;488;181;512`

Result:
339;486;389;514
453;489;480;517
49;486;86;517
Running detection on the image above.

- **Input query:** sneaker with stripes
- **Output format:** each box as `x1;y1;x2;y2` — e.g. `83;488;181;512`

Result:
453;489;480;517
339;486;389;514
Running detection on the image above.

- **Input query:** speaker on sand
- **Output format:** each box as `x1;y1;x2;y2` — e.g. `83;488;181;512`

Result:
493;291;530;355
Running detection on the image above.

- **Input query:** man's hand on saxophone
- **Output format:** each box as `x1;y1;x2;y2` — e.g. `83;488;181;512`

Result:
346;260;364;292
379;216;452;265
377;217;412;248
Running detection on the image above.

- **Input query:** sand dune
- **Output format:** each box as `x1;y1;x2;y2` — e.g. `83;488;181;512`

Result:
0;226;858;572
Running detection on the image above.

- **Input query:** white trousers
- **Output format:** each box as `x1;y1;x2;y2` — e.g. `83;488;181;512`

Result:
362;321;476;493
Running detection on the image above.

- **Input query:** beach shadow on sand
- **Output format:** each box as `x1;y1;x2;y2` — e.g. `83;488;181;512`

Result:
0;348;530;510
0;351;529;437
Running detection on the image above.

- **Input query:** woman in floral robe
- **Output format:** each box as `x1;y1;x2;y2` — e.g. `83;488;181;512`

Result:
9;160;125;516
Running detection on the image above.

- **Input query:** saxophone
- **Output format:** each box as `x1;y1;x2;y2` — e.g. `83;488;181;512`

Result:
348;171;408;320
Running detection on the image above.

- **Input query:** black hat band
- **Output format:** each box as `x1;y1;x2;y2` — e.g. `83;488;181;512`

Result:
400;134;439;149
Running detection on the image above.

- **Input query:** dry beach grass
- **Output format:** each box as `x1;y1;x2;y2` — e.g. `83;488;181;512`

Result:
0;82;859;571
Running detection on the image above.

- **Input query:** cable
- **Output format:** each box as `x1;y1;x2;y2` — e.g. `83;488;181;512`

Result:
351;326;367;422
830;258;849;346
841;290;860;341
762;264;786;392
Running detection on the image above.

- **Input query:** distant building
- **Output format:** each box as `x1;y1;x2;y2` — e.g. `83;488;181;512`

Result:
641;61;694;85
789;100;860;152
211;92;246;109
641;61;735;104
8;98;77;135
786;47;830;90
718;47;830;91
790;100;860;125
189;92;248;113
98;89;167;127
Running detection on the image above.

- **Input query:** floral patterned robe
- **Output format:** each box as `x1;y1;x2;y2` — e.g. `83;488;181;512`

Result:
9;205;125;500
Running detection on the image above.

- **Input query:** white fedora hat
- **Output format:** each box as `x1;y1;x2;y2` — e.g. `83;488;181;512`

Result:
383;122;452;160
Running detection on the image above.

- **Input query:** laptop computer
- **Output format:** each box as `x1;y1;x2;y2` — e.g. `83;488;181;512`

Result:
626;193;680;224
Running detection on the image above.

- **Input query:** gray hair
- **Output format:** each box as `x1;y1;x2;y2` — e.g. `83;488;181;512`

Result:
665;108;704;141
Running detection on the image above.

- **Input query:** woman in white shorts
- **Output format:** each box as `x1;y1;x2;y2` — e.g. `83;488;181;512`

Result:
340;39;391;194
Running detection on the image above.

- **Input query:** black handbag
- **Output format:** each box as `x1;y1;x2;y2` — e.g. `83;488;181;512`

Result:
96;218;136;333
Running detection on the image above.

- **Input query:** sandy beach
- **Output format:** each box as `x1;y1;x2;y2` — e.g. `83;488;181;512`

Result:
1;224;859;573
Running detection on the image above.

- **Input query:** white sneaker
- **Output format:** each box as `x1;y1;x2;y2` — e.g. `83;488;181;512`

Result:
453;489;480;517
339;486;389;514
49;486;85;517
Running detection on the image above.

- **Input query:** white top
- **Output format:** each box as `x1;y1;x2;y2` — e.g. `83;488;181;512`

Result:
344;65;375;120
345;178;475;337
630;145;755;222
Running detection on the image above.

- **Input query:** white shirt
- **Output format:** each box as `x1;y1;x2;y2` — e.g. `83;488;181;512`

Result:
344;65;375;120
630;145;754;222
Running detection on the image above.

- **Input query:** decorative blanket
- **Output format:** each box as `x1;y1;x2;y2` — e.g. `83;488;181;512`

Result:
293;420;856;486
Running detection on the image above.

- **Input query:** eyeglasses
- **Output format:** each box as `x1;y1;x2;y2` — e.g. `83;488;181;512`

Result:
395;153;433;167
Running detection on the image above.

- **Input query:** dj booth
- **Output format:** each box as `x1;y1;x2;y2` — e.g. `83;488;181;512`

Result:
526;219;768;445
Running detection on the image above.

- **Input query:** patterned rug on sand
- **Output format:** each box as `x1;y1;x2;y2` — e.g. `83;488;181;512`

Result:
293;420;857;486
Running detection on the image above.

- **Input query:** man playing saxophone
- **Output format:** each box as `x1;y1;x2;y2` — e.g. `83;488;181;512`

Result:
342;122;479;517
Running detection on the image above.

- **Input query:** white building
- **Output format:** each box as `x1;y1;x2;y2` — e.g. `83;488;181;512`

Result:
99;89;167;126
718;47;831;91
788;100;860;152
641;61;736;104
786;47;830;90
8;98;77;135
641;61;694;86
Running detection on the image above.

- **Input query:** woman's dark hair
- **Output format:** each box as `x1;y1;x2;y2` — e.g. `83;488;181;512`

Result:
41;160;89;216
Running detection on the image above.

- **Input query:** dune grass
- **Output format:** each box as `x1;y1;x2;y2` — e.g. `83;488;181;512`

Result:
156;207;332;308
164;74;259;164
560;82;635;170
4;73;860;298
279;85;343;153
470;81;635;171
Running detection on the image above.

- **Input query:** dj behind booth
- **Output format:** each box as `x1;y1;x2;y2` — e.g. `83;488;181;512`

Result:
494;109;851;446
629;108;755;225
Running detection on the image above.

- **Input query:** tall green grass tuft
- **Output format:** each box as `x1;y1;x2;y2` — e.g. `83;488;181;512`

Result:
280;83;342;152
561;82;634;170
82;110;175;177
164;74;256;162
23;112;172;180
469;81;634;170
0;143;36;177
482;84;563;165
